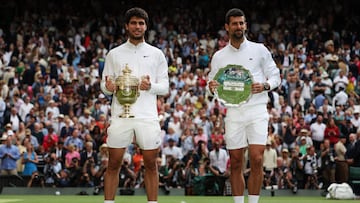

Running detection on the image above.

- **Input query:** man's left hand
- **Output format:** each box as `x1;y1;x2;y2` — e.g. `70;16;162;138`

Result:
251;82;264;94
140;75;151;90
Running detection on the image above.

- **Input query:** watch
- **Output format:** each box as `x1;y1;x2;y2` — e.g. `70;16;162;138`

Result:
263;82;270;91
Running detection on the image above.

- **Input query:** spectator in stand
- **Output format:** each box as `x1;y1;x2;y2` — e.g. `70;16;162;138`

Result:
208;140;228;175
80;141;98;167
64;144;80;169
78;109;93;127
91;100;104;121
324;117;340;146
281;115;297;151
310;114;326;150
194;128;208;147
263;140;277;187
334;134;348;183
333;70;349;93
0;133;20;175
162;138;183;160
18;96;34;122
332;87;348;110
303;146;320;189
351;108;360;129
45;100;60;119
24;128;40;150
163;127;180;147
42;127;59;152
63;128;83;151
346;131;360;167
52;114;65;136
21;141;38;176
51;141;67;168
4;108;22;132
179;128;195;156
59;116;74;141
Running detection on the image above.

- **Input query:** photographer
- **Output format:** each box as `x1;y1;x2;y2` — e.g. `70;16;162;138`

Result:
119;159;136;188
303;146;320;189
43;153;62;187
320;139;336;190
67;157;82;186
166;157;185;188
27;171;44;187
79;157;97;187
288;148;304;191
157;157;170;194
183;152;198;195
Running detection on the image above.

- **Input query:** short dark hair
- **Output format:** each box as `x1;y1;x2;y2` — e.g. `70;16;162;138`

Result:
225;8;245;24
124;7;149;26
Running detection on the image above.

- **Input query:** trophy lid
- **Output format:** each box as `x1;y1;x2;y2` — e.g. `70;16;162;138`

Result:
115;64;139;85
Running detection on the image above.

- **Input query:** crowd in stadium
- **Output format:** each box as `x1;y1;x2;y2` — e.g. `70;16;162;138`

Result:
0;0;359;196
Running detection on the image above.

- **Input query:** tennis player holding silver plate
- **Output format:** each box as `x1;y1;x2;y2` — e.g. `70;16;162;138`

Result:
207;8;280;203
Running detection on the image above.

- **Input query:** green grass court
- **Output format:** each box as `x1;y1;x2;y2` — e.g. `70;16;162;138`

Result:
0;195;358;203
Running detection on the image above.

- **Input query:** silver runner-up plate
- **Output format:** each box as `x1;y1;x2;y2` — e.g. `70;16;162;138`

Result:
213;64;253;107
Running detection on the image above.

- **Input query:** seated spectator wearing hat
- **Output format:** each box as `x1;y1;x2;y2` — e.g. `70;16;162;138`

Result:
79;109;93;126
0;133;21;175
320;71;333;98
298;138;309;157
350;108;360;129
333;70;349;93
25;128;40;150
45;99;60;119
98;93;110;118
323;40;339;76
52;114;65;136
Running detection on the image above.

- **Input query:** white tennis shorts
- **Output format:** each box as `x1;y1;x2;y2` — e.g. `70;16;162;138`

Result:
224;104;269;149
106;118;162;150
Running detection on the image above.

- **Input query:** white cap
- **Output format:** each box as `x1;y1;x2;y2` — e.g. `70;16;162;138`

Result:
98;93;105;99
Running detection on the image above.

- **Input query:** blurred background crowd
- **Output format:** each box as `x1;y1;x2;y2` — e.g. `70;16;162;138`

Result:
0;0;360;196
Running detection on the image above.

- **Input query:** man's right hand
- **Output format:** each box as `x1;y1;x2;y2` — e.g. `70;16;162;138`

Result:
208;80;219;94
105;76;116;92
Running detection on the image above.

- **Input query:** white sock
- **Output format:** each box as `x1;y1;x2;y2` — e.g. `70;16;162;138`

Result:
248;195;260;203
104;201;114;203
148;201;157;203
233;196;244;203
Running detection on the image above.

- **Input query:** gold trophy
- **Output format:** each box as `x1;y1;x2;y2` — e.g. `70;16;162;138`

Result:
114;64;140;118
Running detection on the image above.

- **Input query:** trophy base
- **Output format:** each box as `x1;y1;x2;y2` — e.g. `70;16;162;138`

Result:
119;104;134;118
119;114;135;118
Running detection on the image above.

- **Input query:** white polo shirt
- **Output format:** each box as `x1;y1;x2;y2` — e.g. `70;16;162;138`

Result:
208;38;281;120
101;40;169;119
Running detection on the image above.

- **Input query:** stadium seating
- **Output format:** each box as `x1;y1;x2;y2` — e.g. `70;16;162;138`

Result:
348;166;360;195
